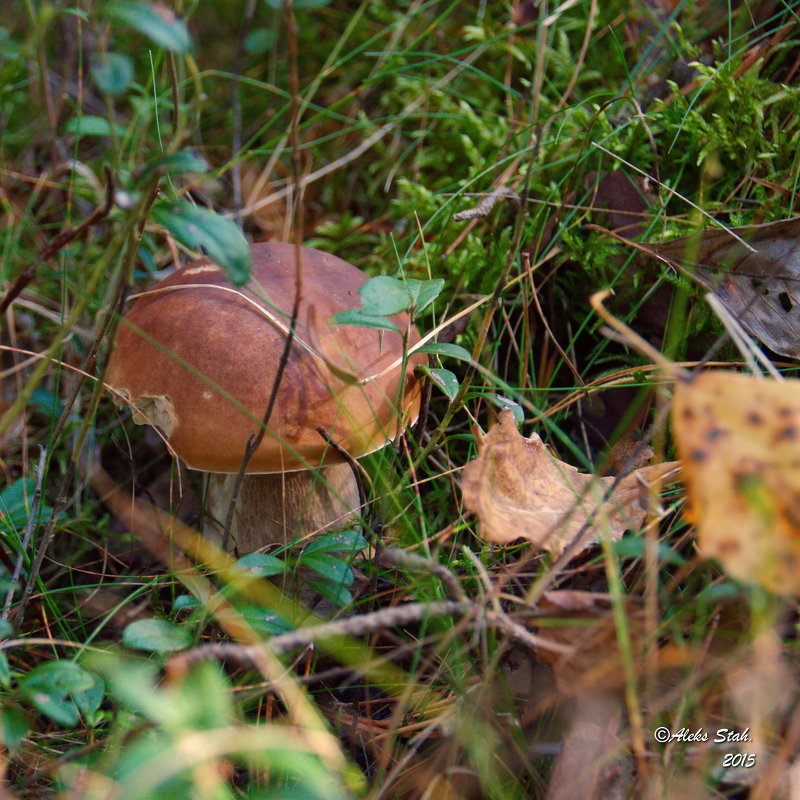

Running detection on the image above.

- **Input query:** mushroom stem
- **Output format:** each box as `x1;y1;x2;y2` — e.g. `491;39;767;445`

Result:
203;463;360;553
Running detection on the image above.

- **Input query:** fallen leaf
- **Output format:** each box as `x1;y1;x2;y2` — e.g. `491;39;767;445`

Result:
672;370;800;594
461;410;679;555
648;218;800;359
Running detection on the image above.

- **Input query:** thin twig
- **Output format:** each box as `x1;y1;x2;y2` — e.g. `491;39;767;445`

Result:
2;446;47;620
172;600;468;671
0;167;115;315
377;545;466;603
220;0;305;551
315;425;369;515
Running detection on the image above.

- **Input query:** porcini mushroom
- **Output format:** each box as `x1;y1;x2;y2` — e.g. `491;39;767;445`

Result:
106;243;425;553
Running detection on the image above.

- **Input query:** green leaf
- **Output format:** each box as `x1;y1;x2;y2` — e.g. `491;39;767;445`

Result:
612;538;686;566
359;275;412;316
152;203;252;285
21;661;95;696
72;672;106;718
107;2;192;53
0;651;10;688
237;606;294;635
137;150;208;183
173;594;200;611
0;478;60;536
417;342;472;361
235;552;286;578
64;115;125;137
302;530;368;555
123;618;193;652
0;618;13;638
406;278;444;312
417;365;459;400
492;396;524;424
330;309;401;333
1;707;29;752
244;27;278;55
300;553;353;587
91;52;134;95
20;661;95;727
306;579;351;609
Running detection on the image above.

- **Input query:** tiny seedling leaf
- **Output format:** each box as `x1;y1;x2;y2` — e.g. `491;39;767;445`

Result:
90;52;134;95
107;2;192;53
417;365;459;400
417;342;472;361
330;309;401;334
123;618;193;652
406;278;445;312
152;203;252;285
359;275;413;316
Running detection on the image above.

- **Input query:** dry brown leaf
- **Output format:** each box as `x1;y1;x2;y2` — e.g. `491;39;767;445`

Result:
461;410;680;555
648;218;800;358
672;370;800;594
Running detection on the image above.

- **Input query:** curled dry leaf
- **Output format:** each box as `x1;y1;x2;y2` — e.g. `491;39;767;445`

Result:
672;370;800;595
461;410;680;556
648;218;800;359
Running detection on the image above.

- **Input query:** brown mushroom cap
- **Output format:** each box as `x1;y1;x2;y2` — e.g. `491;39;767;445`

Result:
107;243;426;473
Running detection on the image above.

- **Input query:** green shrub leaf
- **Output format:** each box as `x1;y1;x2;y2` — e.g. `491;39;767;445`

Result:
330;309;401;333
235;552;286;578
91;52;134;95
64;116;125;137
417;342;472;361
406;278;444;312
417;365;459;400
152;203;252;285
107;2;192;53
359;275;412;316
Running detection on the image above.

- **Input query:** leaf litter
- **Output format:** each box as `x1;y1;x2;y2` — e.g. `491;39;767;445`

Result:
647;217;800;359
672;369;800;595
461;410;680;556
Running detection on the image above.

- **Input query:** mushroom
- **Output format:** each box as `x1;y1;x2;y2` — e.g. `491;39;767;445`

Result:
106;243;426;553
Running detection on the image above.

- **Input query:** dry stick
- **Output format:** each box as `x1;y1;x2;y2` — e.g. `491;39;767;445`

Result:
220;0;306;552
2;446;47;620
170;597;571;675
377;545;466;603
0;167;114;315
